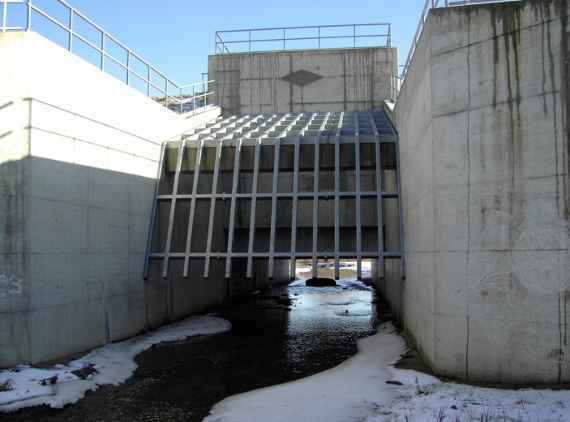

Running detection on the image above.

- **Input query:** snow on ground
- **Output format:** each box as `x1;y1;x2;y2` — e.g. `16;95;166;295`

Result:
0;315;231;413
204;324;407;422
204;323;570;422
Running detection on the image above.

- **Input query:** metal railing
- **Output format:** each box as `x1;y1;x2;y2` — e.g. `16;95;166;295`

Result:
400;0;522;82
0;0;215;114
215;23;392;54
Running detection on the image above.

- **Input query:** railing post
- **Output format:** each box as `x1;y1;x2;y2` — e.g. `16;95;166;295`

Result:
126;51;130;86
2;0;7;33
27;0;31;31
249;30;251;52
68;9;73;51
318;26;321;49
100;32;105;71
147;65;151;97
164;78;168;109
353;24;356;48
283;28;286;50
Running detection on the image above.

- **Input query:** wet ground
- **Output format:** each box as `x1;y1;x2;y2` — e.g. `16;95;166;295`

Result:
2;278;382;422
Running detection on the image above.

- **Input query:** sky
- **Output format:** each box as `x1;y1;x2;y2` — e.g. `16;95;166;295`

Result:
8;0;428;87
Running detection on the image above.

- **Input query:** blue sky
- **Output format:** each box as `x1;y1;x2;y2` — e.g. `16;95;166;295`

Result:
9;0;427;86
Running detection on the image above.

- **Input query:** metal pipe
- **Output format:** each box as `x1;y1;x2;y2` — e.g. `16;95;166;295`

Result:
2;0;7;33
68;9;73;50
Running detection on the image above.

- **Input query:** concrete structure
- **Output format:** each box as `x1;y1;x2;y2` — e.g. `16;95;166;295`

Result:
0;32;221;367
208;47;398;115
394;0;570;384
145;110;403;287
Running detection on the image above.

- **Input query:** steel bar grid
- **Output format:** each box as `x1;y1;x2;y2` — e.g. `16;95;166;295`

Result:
145;110;403;281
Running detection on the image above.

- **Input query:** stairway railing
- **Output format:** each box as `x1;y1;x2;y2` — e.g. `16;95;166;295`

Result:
0;0;215;114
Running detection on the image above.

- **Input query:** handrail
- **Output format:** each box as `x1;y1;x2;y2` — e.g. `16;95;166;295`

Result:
400;0;522;84
0;0;215;114
215;23;392;54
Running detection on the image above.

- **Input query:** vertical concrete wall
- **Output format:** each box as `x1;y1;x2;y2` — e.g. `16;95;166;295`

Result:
396;0;570;384
209;47;398;115
0;32;221;367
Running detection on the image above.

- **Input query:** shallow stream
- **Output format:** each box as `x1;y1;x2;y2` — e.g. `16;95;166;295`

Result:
3;278;381;422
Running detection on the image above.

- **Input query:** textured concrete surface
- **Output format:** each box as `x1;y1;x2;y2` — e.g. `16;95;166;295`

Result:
209;47;398;115
395;0;570;384
0;32;221;367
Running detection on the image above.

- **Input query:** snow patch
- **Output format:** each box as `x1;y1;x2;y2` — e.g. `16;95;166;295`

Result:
204;323;570;422
0;315;231;413
203;324;406;422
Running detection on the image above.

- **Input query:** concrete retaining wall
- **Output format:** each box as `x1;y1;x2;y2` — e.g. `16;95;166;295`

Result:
395;0;570;384
208;47;398;115
0;32;222;367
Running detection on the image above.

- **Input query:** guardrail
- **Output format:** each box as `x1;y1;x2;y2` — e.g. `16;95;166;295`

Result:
215;23;392;54
400;0;522;83
0;0;215;114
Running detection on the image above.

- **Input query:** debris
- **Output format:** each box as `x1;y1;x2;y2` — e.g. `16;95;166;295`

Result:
0;380;13;392
71;364;98;380
40;375;58;386
306;277;337;287
386;380;403;386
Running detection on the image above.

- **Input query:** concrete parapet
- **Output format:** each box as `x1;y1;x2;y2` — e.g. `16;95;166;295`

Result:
209;47;398;115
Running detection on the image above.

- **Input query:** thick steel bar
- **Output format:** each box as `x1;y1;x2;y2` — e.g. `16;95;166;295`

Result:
287;113;305;278
161;140;186;278
143;143;167;280
224;139;243;278
183;140;205;278
311;112;330;278
204;139;224;278
152;251;402;259
354;113;362;280
394;137;406;278
268;140;281;278
369;112;385;281
334;112;344;279
312;133;320;279
246;142;261;278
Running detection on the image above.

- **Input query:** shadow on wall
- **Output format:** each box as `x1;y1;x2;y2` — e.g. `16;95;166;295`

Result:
0;151;239;368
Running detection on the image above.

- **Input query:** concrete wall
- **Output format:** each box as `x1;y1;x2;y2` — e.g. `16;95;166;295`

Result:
209;47;398;115
0;32;221;367
395;0;570;384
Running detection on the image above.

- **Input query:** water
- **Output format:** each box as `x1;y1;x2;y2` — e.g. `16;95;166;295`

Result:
2;278;381;422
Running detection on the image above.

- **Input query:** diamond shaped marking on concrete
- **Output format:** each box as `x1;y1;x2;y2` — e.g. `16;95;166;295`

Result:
281;69;323;87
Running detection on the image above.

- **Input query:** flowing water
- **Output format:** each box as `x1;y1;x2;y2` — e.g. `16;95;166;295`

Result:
2;278;381;422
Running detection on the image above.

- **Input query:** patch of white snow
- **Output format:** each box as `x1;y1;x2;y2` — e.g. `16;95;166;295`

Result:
0;315;231;413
